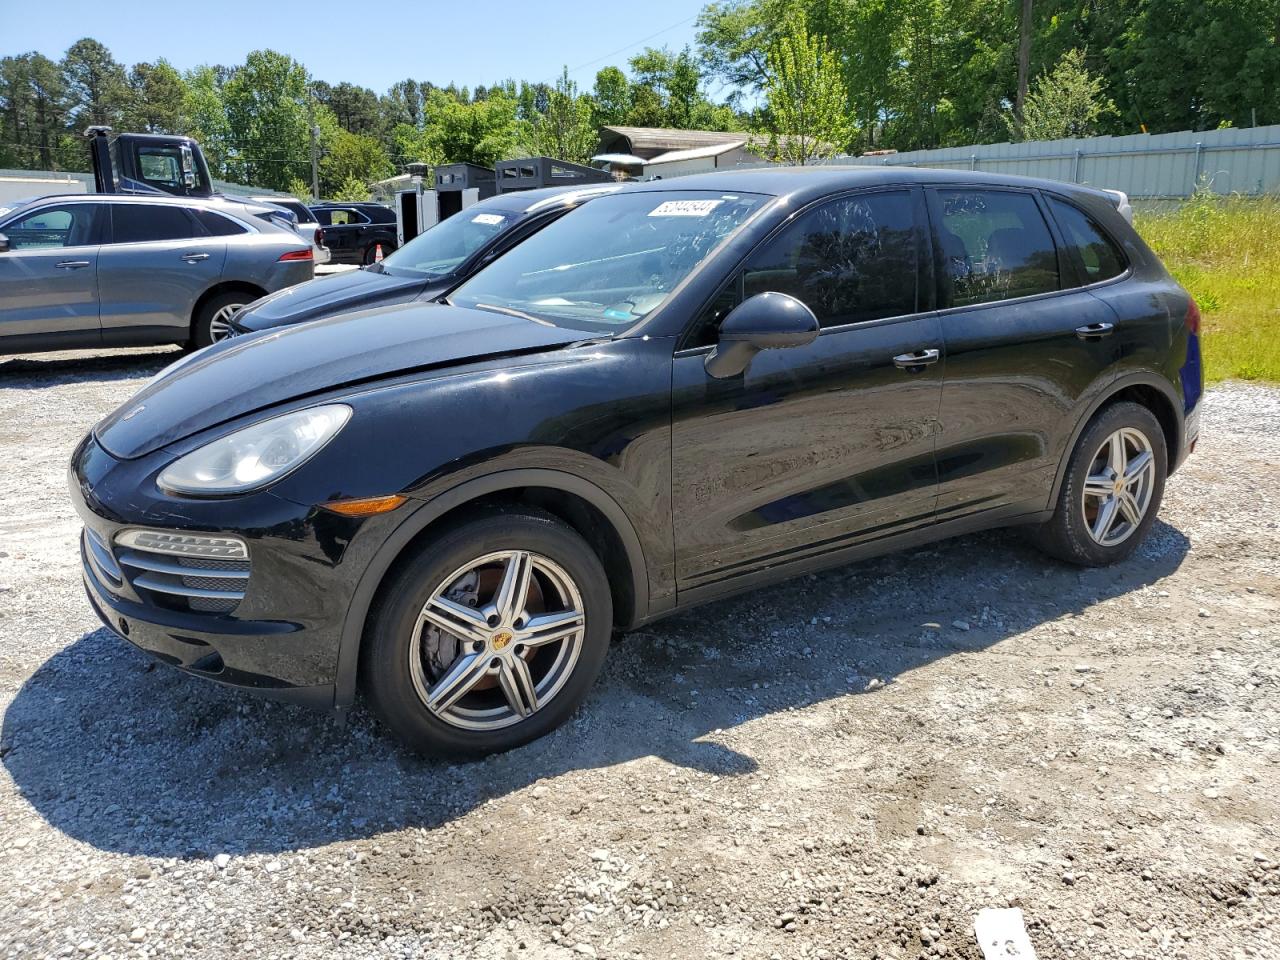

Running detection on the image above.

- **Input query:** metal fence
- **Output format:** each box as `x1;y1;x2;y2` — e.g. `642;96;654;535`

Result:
836;124;1280;199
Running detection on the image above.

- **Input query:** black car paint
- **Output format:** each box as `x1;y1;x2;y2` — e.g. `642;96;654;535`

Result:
310;203;397;265
232;189;594;334
73;167;1201;714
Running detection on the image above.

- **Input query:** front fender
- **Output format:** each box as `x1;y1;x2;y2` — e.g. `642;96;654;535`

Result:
332;467;660;710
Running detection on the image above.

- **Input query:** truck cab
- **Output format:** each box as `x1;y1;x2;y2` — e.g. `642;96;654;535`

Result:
85;127;215;198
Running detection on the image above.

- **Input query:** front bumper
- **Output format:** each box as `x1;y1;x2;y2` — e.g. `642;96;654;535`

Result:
69;434;386;709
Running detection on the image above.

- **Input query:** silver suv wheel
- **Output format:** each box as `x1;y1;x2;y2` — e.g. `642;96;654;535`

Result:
408;549;586;732
1081;426;1156;546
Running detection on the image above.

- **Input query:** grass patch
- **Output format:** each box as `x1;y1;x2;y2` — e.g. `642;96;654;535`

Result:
1135;194;1280;384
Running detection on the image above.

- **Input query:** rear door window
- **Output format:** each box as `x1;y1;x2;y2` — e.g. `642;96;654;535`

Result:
741;190;919;328
109;204;199;244
191;209;247;236
933;189;1060;308
320;208;365;226
1046;196;1126;283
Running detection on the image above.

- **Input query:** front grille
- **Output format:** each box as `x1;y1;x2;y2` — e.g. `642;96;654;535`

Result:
83;527;123;591
84;526;251;615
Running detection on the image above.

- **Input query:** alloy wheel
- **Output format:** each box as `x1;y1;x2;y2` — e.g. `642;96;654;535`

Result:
409;550;586;731
208;303;246;342
1081;426;1156;546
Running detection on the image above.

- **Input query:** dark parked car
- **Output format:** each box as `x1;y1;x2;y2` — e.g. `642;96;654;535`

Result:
230;185;620;336
310;201;397;265
0;193;314;353
72;168;1203;757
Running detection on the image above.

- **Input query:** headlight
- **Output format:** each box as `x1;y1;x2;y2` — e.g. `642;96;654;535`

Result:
157;404;351;496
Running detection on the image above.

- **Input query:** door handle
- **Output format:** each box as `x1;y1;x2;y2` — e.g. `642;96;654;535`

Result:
55;260;91;269
1075;322;1114;340
181;252;210;263
893;348;941;369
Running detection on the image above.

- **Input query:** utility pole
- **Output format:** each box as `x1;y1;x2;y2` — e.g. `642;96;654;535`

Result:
1014;0;1033;137
307;86;321;201
309;123;320;201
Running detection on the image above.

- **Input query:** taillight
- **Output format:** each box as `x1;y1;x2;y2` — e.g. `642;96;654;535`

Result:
278;248;313;262
1185;298;1201;335
314;226;324;247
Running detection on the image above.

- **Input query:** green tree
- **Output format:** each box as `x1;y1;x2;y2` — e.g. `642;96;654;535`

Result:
221;49;313;190
61;37;128;131
591;67;632;127
521;68;597;162
331;173;372;201
287;176;312;202
760;10;851;163
0;53;69;169
125;60;185;133
319;127;393;197
1012;48;1116;141
181;65;232;178
1111;0;1280;131
314;80;383;136
420;88;519;166
696;0;779;94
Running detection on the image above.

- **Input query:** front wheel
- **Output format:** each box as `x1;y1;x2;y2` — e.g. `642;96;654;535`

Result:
1028;401;1167;566
362;509;613;757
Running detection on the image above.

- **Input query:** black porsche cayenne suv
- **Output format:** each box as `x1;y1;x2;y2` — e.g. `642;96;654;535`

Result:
73;168;1203;757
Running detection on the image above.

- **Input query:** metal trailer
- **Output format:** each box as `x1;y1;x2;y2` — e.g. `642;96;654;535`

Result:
494;157;612;193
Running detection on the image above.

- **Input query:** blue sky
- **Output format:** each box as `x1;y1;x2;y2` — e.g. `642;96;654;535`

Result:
0;0;706;93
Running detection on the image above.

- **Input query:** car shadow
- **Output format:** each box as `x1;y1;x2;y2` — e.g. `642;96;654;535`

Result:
0;347;180;387
2;522;1190;859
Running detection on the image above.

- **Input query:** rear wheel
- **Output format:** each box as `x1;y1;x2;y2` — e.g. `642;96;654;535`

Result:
192;291;250;348
363;509;612;757
1028;401;1167;566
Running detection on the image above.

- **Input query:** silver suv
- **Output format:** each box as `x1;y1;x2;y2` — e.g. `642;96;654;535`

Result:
0;193;315;353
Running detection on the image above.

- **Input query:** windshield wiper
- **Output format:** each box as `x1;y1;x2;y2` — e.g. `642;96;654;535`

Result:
472;302;553;326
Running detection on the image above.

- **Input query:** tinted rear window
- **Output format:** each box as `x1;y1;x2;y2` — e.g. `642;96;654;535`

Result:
934;190;1059;307
110;204;197;244
1047;197;1126;283
273;200;315;223
192;209;247;236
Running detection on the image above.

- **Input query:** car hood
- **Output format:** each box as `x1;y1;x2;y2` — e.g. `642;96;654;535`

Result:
95;303;589;460
235;267;429;330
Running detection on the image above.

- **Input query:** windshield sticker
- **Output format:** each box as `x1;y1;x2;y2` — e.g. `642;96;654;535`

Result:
648;199;723;218
471;213;505;225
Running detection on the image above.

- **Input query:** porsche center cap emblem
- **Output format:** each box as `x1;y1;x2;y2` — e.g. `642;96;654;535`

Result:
492;630;513;650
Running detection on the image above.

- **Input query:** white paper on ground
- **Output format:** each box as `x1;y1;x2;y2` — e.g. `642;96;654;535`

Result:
974;907;1038;960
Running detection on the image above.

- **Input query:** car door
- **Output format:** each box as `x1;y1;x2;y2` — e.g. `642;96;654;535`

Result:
316;207;366;262
670;188;945;594
0;201;104;349
97;202;228;344
926;186;1121;520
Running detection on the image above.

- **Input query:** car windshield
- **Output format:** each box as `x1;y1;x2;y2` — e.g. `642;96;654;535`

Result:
380;207;522;280
448;190;768;330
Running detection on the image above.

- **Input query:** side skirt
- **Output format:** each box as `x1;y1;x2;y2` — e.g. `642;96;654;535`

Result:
652;501;1051;621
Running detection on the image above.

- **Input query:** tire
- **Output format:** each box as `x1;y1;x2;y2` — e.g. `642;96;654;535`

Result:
191;291;250;348
1028;401;1167;566
362;508;613;757
363;241;393;265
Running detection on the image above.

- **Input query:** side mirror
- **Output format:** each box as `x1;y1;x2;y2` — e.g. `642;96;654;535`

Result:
0;234;9;253
704;291;819;379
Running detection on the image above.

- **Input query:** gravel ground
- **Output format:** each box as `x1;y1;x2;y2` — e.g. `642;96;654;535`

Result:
0;347;1277;960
